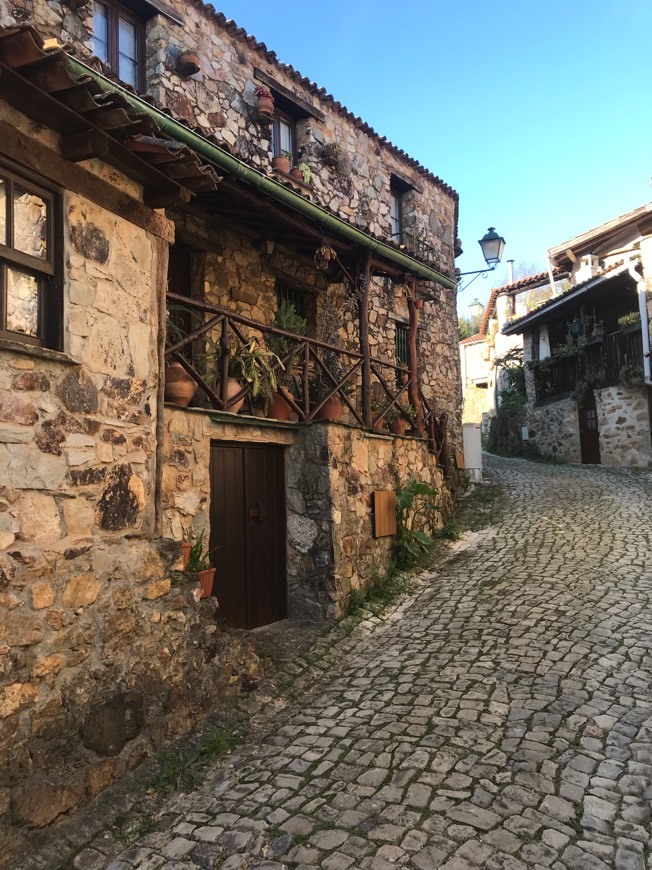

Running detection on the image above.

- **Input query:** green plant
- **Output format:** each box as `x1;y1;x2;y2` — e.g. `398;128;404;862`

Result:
312;295;348;400
618;311;641;329
232;340;283;410
386;403;416;424
294;161;312;183
267;301;306;388
185;530;213;573
322;141;342;163
281;150;292;160
393;480;439;570
619;362;644;388
151;726;240;795
572;369;605;404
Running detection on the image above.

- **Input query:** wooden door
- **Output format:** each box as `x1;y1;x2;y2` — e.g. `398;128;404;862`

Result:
579;397;601;464
210;443;287;629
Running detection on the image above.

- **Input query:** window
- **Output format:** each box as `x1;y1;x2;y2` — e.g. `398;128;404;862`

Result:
0;167;60;348
92;0;145;90
390;188;403;241
271;110;296;163
395;321;409;386
276;281;306;319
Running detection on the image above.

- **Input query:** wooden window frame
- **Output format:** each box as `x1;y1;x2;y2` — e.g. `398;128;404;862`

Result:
93;0;147;91
0;163;62;350
271;109;297;163
389;188;403;241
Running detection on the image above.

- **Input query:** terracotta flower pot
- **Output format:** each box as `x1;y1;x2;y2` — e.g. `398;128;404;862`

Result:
315;394;343;422
180;541;192;571
268;386;293;421
165;362;197;407
256;94;274;116
216;377;245;414
271;155;291;173
413;298;424;310
372;415;385;431
390;416;410;436
290;166;304;181
198;567;215;600
177;52;200;77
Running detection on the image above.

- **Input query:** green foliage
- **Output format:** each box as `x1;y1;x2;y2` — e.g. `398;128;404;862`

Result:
618;311;641;329
439;518;462;541
267;301;306;388
151;726;240;795
496;348;526;408
572;369;605;404
228;339;282;406
619;362;644;389
393;480;439;570
185;530;213;573
458;314;482;341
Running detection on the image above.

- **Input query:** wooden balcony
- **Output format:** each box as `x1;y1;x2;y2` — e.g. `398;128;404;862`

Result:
532;327;644;403
165;293;449;468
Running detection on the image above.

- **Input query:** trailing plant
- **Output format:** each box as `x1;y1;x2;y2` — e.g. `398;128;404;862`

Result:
572;369;605;404
619;362;644;389
393;480;439;570
294;161;312;183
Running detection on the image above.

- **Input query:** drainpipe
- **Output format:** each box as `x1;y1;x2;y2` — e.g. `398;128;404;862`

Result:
629;257;652;384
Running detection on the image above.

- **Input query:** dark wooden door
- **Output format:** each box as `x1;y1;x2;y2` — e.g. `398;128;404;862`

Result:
210;443;287;629
579;397;601;464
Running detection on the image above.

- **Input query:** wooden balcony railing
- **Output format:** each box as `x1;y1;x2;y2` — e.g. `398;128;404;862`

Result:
532;327;644;402
165;292;449;468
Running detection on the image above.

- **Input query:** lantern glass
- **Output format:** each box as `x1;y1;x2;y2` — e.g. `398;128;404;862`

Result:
479;227;505;267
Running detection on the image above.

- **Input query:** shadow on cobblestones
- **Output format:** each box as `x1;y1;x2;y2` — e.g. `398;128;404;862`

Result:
11;455;652;870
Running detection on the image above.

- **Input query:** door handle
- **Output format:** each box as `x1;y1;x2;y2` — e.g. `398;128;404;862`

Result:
248;501;267;522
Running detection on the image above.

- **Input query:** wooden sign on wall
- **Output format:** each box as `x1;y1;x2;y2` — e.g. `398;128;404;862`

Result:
373;490;397;538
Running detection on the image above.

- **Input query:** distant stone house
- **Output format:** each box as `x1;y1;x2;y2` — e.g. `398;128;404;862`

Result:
0;2;464;831
503;205;652;466
459;271;566;425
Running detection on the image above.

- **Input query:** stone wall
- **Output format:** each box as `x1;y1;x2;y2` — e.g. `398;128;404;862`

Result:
596;386;652;467
526;398;581;463
5;0;457;271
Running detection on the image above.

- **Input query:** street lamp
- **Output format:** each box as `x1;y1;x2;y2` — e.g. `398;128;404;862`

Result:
456;227;506;293
468;299;484;320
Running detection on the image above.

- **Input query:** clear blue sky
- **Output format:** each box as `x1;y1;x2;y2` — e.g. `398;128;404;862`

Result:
219;1;652;316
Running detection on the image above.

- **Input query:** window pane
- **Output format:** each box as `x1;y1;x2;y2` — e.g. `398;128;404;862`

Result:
92;2;109;63
118;16;139;87
13;187;48;260
6;268;39;336
390;193;401;238
279;120;292;155
0;180;6;246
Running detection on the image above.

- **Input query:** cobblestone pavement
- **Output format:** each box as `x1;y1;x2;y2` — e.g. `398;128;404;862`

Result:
88;457;651;869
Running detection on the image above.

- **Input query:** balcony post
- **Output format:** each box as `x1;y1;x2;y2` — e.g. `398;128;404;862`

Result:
408;281;425;434
358;252;373;428
220;316;230;410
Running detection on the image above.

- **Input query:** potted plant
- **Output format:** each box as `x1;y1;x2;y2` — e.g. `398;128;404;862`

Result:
322;141;342;166
164;310;198;407
290;162;312;184
228;339;283;414
266;301;307;420
254;85;274;116
386;403;416;435
314;244;337;271
618;311;641;332
370;401;386;431
185;530;215;600
271;151;291;173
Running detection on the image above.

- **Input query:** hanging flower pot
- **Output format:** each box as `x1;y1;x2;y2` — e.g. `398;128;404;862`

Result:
255;86;274;116
177;52;201;77
165;362;197;407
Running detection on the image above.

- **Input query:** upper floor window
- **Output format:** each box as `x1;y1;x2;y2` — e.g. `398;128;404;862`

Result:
92;0;145;91
0;167;60;348
271;111;296;163
389;189;403;241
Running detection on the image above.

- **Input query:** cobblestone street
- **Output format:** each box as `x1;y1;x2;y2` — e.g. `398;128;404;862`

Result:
73;457;652;869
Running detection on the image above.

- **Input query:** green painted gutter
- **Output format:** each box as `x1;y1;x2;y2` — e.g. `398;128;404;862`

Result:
67;56;457;290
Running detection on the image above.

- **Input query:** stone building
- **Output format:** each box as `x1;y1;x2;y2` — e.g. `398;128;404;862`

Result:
503;204;652;466
0;1;464;831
